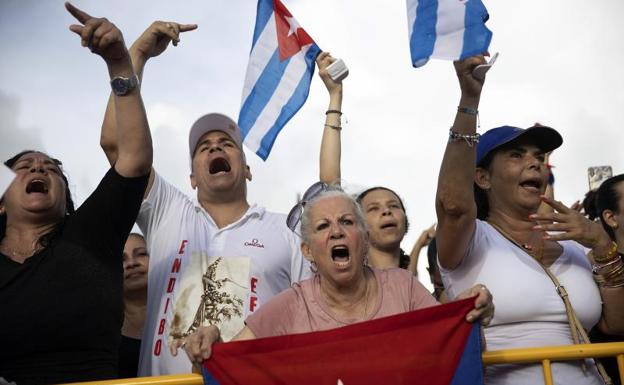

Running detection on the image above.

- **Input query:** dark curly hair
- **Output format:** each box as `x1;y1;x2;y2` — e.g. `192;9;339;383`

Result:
1;150;75;247
595;174;624;241
357;186;411;269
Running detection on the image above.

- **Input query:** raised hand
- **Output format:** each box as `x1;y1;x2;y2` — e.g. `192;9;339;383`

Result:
416;224;437;248
530;195;611;250
66;2;128;63
130;21;198;63
453;55;487;103
316;51;343;96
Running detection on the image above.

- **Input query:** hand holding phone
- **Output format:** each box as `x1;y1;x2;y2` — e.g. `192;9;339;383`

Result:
472;52;499;81
326;58;349;82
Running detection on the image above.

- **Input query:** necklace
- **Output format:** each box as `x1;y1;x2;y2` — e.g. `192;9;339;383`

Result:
0;241;41;262
487;221;545;263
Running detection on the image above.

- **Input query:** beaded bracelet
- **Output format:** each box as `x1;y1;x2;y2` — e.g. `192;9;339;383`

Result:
448;129;480;147
457;106;478;115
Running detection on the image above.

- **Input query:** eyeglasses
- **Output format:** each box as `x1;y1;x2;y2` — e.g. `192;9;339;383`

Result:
286;181;330;233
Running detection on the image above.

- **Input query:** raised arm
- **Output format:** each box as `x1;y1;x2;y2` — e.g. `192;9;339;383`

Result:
407;224;436;275
435;56;486;270
99;21;197;188
67;2;151;177
316;52;343;184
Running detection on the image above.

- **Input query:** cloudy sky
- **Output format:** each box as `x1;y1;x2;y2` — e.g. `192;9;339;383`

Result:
2;0;623;288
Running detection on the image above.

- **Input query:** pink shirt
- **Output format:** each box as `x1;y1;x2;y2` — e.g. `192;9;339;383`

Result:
246;268;438;338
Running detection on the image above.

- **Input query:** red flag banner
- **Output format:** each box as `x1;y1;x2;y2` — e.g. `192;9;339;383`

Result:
202;297;483;385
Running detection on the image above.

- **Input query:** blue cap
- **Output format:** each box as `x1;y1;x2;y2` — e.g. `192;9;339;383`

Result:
476;125;562;166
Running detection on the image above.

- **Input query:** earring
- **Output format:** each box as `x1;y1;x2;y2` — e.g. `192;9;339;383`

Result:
310;261;318;274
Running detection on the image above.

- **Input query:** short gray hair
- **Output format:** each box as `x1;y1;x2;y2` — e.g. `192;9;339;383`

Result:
300;189;368;244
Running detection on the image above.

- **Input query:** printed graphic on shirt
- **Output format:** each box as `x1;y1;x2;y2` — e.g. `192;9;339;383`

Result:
169;254;250;343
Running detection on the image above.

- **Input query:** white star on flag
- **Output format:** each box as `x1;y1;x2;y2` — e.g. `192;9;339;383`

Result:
284;15;300;37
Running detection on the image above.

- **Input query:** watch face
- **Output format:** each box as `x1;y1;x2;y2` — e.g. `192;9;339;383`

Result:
111;78;129;95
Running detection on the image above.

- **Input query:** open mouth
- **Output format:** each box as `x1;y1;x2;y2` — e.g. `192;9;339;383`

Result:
519;178;542;193
331;245;350;267
26;179;48;194
209;157;231;174
125;271;145;280
380;222;398;230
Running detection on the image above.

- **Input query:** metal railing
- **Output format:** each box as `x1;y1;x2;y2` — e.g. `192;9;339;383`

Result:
482;342;624;385
67;342;624;385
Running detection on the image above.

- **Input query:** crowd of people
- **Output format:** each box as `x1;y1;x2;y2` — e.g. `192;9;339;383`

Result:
1;4;623;385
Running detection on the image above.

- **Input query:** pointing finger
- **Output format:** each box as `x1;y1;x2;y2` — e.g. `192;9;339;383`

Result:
65;2;93;24
179;23;198;32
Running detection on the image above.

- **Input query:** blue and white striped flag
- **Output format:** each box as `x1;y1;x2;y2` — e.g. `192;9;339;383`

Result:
407;0;492;67
239;0;321;160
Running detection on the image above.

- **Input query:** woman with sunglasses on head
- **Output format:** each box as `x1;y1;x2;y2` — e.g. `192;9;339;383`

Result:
0;5;152;384
175;187;494;367
316;52;423;274
436;55;624;385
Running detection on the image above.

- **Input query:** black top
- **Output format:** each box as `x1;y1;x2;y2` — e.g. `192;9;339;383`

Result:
0;168;148;385
118;335;141;378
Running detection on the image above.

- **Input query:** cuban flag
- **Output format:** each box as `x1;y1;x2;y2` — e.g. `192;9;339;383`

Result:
407;0;492;67
202;298;484;385
238;0;321;160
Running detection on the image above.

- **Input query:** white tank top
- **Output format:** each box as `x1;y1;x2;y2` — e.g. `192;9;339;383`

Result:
441;220;603;385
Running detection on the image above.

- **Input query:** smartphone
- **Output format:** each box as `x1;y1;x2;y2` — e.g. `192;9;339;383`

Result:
472;52;499;81
588;166;613;191
326;58;349;82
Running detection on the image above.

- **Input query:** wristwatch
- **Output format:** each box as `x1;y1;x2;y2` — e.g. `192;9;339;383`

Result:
110;75;139;96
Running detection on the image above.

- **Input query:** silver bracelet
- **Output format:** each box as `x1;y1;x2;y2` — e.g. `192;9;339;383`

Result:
448;129;481;147
592;255;622;274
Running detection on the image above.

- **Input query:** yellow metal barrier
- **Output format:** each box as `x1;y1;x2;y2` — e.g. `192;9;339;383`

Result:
66;342;624;385
482;342;624;385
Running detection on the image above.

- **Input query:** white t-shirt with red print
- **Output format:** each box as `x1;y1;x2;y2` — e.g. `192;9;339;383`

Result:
136;172;311;376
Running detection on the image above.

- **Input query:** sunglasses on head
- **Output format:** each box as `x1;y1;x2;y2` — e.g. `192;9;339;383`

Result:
286;181;330;233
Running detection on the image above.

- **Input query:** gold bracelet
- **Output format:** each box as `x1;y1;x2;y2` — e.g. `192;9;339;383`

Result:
593;263;624;285
593;241;619;263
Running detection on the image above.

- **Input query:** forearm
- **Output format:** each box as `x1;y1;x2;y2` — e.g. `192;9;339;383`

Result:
100;51;147;167
319;89;342;184
108;57;152;177
437;95;480;218
407;243;424;275
598;286;624;335
436;96;479;268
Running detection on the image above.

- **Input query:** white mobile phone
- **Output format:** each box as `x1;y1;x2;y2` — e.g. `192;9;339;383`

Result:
326;58;349;82
472;52;499;81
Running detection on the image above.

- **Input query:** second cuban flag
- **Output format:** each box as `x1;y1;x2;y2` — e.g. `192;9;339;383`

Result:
203;298;484;385
407;0;492;67
238;0;321;160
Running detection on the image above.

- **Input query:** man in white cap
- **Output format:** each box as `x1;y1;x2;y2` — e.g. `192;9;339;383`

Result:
99;22;309;376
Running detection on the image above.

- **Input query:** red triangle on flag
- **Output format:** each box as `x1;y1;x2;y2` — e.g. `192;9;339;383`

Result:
274;0;315;61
